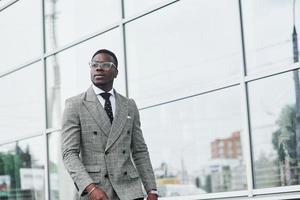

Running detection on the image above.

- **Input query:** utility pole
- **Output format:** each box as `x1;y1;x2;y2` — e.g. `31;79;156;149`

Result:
47;0;61;127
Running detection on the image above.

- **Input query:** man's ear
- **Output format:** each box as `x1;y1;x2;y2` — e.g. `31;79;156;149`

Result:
114;69;118;78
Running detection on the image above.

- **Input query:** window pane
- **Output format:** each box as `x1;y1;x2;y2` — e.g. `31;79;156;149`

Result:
48;131;74;200
44;0;120;52
0;136;45;200
0;62;45;142
248;71;300;188
0;0;12;7
124;0;164;17
242;0;299;75
141;86;246;196
0;0;42;74
126;0;242;107
46;29;125;128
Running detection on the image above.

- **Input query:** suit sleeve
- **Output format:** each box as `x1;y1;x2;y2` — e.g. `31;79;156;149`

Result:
61;99;94;196
130;99;157;193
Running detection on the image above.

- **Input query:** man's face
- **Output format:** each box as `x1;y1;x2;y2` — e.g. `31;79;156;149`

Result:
90;53;118;90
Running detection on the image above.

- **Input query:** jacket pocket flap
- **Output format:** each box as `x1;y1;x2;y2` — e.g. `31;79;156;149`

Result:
85;165;101;172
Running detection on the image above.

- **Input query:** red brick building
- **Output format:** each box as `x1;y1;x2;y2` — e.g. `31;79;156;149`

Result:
211;131;242;159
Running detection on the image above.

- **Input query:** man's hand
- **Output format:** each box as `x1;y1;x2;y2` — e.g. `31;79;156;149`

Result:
147;193;158;200
89;187;108;200
85;184;108;200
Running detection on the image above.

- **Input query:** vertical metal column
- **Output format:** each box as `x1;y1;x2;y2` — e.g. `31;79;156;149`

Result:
238;0;254;197
120;0;129;98
41;0;50;198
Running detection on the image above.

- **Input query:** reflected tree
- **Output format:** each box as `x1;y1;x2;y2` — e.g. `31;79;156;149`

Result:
0;143;34;199
254;152;280;188
272;104;298;185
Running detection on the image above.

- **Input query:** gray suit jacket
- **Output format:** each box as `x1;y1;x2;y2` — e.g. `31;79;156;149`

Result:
61;87;156;200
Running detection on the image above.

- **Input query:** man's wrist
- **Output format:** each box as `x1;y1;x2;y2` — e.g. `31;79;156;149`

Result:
85;183;96;193
87;186;97;196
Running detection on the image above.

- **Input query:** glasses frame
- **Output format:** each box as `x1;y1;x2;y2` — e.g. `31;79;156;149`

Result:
89;61;117;70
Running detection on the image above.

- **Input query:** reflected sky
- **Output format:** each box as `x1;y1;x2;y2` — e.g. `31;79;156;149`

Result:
44;0;120;51
124;0;165;17
249;71;298;159
0;0;42;74
0;62;45;142
140;86;242;173
242;0;300;74
126;0;242;107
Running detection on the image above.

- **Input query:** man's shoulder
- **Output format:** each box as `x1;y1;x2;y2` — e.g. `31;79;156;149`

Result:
65;91;86;104
115;91;135;104
115;91;127;100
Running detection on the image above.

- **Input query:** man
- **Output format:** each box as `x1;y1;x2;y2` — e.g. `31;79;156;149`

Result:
61;49;158;200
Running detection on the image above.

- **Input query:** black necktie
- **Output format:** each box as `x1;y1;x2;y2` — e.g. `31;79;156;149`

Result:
100;93;113;124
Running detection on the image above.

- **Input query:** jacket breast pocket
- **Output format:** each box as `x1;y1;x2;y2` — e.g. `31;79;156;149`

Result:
81;130;97;144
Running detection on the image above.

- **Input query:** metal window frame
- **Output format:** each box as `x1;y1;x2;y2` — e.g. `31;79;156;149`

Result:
0;0;19;12
1;0;300;199
238;0;254;198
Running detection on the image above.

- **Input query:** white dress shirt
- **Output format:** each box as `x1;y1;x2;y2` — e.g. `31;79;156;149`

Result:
92;84;116;117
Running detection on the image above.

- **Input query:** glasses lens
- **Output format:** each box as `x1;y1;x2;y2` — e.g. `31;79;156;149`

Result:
90;61;115;69
90;62;99;68
101;62;112;69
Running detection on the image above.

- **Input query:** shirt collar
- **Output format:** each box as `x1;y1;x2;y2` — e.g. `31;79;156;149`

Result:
92;84;115;97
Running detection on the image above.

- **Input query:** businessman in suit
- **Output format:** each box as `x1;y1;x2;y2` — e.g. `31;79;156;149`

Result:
61;49;158;200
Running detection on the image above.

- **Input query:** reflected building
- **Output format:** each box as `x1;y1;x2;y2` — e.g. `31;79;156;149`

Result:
0;140;45;199
1;0;300;199
254;152;280;188
209;131;246;192
211;131;242;159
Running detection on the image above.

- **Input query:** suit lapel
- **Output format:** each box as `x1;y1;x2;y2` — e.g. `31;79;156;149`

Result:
83;87;111;137
105;92;128;151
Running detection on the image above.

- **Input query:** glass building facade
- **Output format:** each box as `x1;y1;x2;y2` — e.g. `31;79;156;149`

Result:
0;0;300;199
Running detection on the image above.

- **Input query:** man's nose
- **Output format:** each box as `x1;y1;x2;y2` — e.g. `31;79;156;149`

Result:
96;66;104;71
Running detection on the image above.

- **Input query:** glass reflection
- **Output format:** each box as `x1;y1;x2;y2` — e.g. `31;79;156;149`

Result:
46;29;124;129
44;0;120;52
140;86;246;196
48;132;74;200
124;0;165;17
0;62;45;142
0;0;42;74
0;0;13;7
249;70;300;188
242;0;300;75
126;0;242;107
0;136;45;200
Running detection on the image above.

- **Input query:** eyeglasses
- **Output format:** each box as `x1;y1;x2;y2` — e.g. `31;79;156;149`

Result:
89;61;117;70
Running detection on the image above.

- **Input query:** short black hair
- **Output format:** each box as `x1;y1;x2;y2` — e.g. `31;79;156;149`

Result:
92;49;118;68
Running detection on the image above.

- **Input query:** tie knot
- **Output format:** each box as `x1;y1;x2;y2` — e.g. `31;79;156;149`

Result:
100;92;111;101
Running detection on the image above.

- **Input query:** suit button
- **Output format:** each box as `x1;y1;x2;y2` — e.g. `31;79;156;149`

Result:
93;131;97;135
127;130;130;134
104;174;108;178
124;171;127;175
122;150;126;154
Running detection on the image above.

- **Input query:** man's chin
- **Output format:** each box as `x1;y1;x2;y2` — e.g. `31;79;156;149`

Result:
92;79;114;90
92;79;103;84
